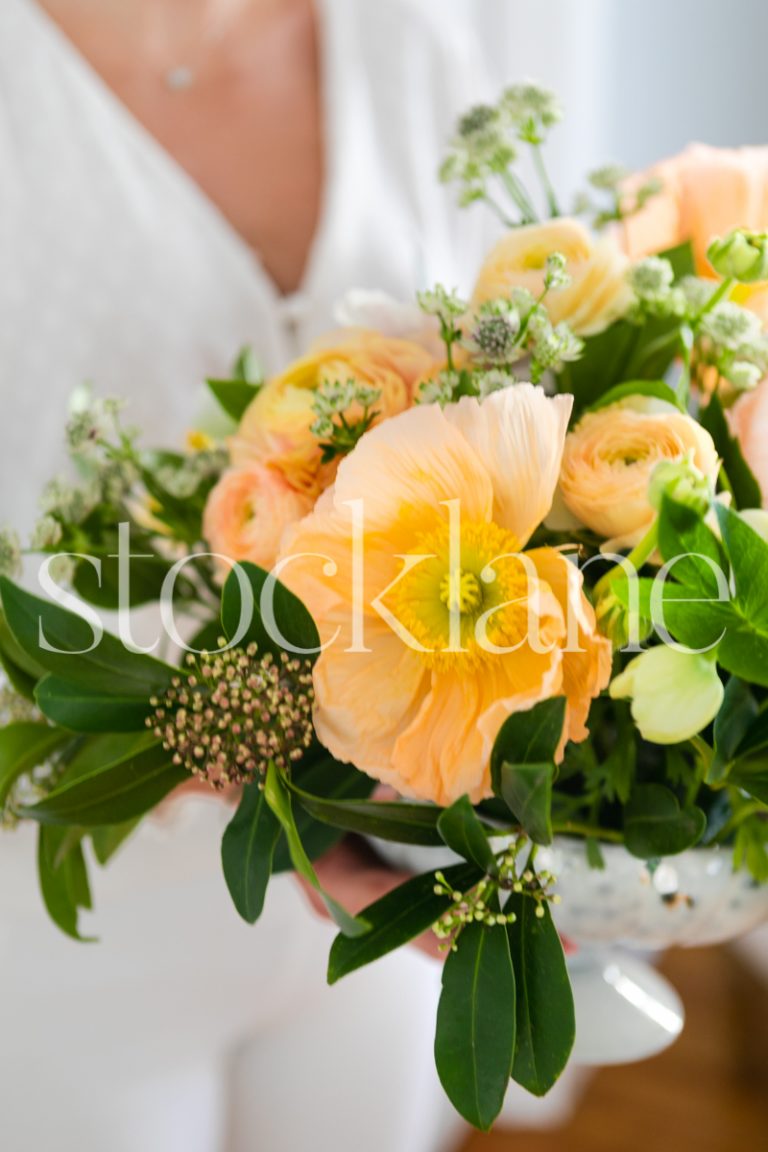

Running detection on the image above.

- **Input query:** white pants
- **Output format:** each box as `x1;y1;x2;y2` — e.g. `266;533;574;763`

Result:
0;798;464;1152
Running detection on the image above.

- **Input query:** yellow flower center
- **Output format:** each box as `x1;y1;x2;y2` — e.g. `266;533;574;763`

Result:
438;569;483;614
385;517;536;672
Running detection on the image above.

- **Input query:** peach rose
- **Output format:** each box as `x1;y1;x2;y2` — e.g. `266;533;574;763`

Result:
730;377;768;503
231;333;435;494
203;463;314;573
621;145;768;320
559;396;720;549
472;218;632;337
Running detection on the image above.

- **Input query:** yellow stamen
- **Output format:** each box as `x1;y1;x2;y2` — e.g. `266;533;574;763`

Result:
439;569;483;614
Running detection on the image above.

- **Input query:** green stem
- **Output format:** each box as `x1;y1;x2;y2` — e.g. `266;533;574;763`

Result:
481;192;518;230
531;143;560;218
552;822;624;844
692;277;734;327
499;170;538;225
594;520;660;601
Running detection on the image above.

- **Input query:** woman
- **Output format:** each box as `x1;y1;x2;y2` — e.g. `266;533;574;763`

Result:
0;1;509;1150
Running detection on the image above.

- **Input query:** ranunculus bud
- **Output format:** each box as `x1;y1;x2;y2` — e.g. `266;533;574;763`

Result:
647;455;712;516
707;229;768;283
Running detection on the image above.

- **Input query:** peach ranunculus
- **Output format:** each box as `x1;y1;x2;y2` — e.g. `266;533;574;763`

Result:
230;333;436;495
621;144;768;320
558;396;720;550
472;218;632;337
277;386;612;807
203;463;314;573
730;377;768;504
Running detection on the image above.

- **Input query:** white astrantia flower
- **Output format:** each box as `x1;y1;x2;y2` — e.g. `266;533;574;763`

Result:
610;646;724;745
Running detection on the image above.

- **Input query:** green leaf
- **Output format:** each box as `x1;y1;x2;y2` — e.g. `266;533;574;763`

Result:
657;495;727;597
438;796;498;873
624;784;706;858
717;503;768;625
491;698;566;792
0;609;46;699
711;678;758;782
288;783;446;846
19;741;187;826
37;825;95;942
558;317;680;415
435;917;516;1131
588;379;682;413
263;761;368;937
91;819;141;866
272;753;374;872
497;762;555;846
206;378;261;422
701;392;761;510
0;577;175;695
0;722;70;807
328;861;481;984
72;551;188;611
35;676;153;732
729;766;768;805
505;894;575;1096
221;562;320;663
221;782;281;924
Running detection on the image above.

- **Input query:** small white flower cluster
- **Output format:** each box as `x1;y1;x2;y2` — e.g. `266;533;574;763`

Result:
501;83;563;144
416;285;466;320
696;293;768;391
576;165;662;231
155;446;228;500
39;475;100;526
310;377;382;441
439;84;561;221
0;528;22;579
65;394;124;459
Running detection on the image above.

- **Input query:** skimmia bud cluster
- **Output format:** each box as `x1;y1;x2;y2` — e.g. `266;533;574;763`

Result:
149;643;315;789
431;840;561;951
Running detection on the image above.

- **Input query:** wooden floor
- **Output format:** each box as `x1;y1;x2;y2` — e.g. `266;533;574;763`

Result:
460;946;768;1152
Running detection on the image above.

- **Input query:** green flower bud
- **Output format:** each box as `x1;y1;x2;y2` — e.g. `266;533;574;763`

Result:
647;455;712;516
707;229;768;283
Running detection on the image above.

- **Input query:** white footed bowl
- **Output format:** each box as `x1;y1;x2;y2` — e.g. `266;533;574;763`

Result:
372;835;768;1067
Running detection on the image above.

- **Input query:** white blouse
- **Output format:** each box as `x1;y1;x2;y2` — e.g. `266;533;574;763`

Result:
0;0;504;533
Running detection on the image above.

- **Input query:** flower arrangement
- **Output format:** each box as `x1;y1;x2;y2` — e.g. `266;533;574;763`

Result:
2;85;768;1130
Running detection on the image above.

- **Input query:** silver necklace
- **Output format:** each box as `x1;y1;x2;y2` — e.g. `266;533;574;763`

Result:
165;66;196;91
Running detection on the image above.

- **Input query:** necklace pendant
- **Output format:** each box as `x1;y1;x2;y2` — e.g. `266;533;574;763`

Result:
165;66;195;92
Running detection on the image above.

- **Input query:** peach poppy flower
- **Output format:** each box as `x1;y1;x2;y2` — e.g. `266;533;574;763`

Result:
277;386;612;806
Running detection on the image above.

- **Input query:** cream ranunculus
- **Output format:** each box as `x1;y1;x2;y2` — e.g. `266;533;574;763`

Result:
558;395;720;550
610;646;724;744
472;218;632;337
230;333;435;495
202;463;314;575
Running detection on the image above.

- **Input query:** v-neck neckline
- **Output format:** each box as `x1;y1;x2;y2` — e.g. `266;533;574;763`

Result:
23;0;337;311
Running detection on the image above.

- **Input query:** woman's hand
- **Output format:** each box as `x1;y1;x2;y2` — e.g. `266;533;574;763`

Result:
296;838;443;959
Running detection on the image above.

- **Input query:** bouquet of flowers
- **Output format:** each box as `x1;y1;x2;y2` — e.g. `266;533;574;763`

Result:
2;85;768;1130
